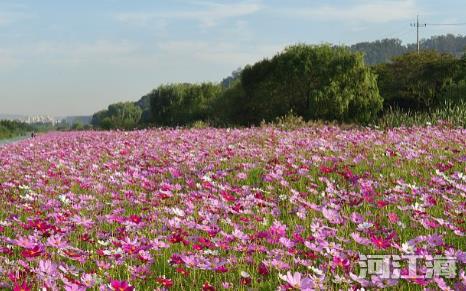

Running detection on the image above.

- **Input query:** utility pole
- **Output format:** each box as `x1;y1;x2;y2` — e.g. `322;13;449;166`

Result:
411;15;426;54
417;15;420;53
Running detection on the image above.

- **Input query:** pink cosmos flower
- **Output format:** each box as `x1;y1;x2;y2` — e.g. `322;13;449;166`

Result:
21;245;44;258
236;172;247;180
370;235;391;249
278;271;313;290
351;232;371;245
322;207;343;224
64;284;87;291
110;280;134;291
387;212;399;223
13;283;31;291
350;212;364;224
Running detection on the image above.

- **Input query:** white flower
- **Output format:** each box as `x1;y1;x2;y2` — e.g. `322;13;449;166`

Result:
0;221;11;226
332;274;348;284
357;222;373;231
279;194;288;201
58;194;70;205
412;202;425;212
171;207;185;217
203;249;219;256
309;266;324;276
20;193;35;201
401;242;414;254
19;185;30;190
458;172;466;182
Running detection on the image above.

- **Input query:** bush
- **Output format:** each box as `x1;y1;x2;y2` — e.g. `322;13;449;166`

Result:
262;110;308;130
191;120;211;129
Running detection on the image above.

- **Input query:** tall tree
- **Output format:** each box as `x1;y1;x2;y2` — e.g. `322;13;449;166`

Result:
376;51;458;110
239;44;382;124
149;83;222;126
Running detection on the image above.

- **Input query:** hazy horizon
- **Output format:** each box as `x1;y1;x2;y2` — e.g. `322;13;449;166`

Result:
1;0;465;116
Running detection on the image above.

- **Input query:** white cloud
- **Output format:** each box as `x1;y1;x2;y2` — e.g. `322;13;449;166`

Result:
158;40;282;67
0;40;142;69
34;40;139;62
283;0;418;23
114;0;262;28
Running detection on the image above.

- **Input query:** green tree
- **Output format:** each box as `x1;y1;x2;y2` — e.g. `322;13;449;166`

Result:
149;83;221;126
376;51;458;110
238;44;382;124
91;102;142;130
210;80;249;126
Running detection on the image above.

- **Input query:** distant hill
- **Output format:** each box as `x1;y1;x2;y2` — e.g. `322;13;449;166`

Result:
0;114;92;125
0;114;25;120
0;114;57;124
351;34;466;65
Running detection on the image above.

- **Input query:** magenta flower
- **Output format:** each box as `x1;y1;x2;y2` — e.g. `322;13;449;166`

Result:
110;280;134;291
370;235;391;249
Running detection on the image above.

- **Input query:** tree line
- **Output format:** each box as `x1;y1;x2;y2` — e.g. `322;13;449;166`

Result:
0;120;33;140
92;43;466;129
351;34;466;65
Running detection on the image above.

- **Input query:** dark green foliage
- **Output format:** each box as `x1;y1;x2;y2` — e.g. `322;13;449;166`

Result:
210;81;249;126
0;120;33;139
149;83;222;126
458;51;466;81
376;51;460;110
135;94;153;124
91;102;142;130
237;44;382;124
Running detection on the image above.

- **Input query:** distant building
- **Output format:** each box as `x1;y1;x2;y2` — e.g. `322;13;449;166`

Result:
22;115;57;124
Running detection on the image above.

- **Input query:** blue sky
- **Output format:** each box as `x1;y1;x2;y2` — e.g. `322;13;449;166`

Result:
0;0;465;116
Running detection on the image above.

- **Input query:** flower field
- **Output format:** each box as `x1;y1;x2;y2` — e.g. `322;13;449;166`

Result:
0;126;465;290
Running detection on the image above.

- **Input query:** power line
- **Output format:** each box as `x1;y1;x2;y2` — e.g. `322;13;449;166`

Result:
425;23;466;26
384;26;412;40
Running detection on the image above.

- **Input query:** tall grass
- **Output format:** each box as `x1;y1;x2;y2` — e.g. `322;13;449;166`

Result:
377;100;466;128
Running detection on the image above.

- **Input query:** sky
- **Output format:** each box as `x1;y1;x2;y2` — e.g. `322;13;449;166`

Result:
0;0;465;116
